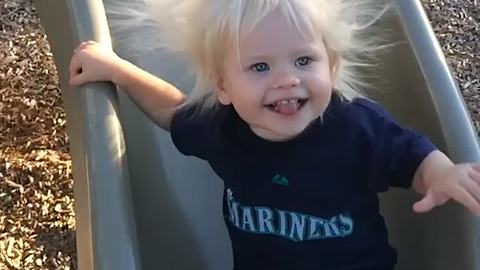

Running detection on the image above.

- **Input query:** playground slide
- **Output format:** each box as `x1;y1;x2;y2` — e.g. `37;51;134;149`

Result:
33;0;480;269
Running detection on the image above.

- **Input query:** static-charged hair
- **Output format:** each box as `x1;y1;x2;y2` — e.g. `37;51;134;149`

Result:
106;0;393;103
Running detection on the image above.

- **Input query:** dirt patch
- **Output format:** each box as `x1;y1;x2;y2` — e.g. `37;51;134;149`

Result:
0;0;74;269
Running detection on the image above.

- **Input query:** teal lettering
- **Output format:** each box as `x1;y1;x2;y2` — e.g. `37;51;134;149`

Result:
308;217;325;239
339;214;354;235
225;188;354;241
289;213;307;241
277;210;288;236
256;207;275;234
241;207;256;232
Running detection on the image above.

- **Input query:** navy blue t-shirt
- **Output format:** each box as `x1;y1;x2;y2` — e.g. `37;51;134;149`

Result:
170;92;436;270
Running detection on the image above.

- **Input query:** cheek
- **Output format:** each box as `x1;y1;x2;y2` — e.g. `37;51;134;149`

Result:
309;69;332;88
227;77;263;101
318;67;335;89
322;75;334;89
230;89;260;108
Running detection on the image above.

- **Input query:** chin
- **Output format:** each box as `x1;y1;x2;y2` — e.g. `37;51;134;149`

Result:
252;119;312;141
272;125;310;141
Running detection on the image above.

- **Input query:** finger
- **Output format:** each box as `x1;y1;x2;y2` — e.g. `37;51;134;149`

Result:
413;192;442;213
75;42;88;52
69;73;88;86
468;166;480;184
69;55;82;77
78;40;97;49
471;164;480;173
447;185;480;215
460;177;480;203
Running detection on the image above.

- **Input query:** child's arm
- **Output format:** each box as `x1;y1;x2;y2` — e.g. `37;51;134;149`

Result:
69;41;186;130
411;150;480;215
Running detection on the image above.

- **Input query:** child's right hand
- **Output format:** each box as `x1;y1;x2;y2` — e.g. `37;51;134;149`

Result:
69;40;186;130
69;40;124;86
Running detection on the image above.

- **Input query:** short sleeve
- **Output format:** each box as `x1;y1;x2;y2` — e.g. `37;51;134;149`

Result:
170;95;225;160
353;99;437;190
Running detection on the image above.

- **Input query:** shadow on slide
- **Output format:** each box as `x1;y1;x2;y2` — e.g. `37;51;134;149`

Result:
33;0;480;269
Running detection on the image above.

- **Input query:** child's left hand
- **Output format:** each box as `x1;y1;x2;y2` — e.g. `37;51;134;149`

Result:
412;151;480;215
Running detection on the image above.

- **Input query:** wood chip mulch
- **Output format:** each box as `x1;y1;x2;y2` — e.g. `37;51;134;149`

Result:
423;0;479;133
0;0;75;269
0;0;478;269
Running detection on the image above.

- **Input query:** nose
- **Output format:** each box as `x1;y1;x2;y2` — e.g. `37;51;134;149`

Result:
271;68;300;89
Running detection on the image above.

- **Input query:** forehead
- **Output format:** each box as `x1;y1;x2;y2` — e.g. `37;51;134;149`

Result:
238;9;323;56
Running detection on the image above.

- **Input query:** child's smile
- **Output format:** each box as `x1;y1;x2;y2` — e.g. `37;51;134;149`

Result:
264;98;308;116
215;8;336;142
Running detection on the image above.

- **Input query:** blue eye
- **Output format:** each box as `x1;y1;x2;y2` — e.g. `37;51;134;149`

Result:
251;62;270;72
296;56;312;67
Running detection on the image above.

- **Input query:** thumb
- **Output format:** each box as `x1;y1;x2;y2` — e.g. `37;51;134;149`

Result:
413;191;438;213
69;73;88;86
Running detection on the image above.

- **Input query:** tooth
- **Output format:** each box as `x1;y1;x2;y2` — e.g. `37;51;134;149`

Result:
272;99;302;105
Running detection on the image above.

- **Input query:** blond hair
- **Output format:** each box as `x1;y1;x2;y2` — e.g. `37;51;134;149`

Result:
107;0;393;102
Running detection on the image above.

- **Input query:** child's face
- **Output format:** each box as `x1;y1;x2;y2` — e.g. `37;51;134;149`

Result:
216;10;336;141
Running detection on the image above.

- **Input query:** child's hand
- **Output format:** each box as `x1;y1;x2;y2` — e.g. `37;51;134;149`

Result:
413;162;480;215
69;40;124;86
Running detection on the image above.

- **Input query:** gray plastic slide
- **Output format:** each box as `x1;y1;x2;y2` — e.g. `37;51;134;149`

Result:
33;0;480;269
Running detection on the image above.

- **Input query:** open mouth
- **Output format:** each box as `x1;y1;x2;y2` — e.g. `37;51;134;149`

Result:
264;98;308;115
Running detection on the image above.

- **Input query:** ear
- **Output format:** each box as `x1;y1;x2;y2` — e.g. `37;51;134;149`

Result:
328;52;340;81
213;76;232;105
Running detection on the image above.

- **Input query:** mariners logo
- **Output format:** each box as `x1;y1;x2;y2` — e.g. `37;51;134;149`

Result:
225;189;354;242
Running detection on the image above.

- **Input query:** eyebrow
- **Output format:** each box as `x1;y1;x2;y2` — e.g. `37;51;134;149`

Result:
291;45;322;55
243;45;322;61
